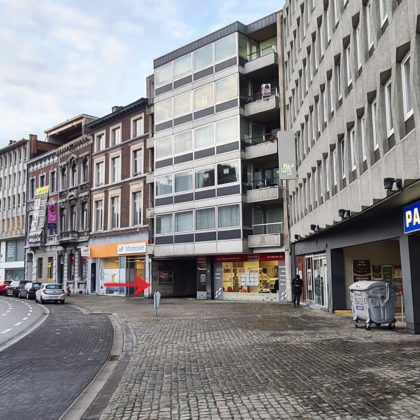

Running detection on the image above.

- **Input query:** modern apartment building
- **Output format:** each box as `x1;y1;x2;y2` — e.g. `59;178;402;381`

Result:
0;135;54;283
87;99;153;296
26;115;95;287
150;12;287;300
284;0;420;332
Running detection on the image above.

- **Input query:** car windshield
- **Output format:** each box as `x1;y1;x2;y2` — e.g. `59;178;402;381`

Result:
45;284;62;289
32;283;42;289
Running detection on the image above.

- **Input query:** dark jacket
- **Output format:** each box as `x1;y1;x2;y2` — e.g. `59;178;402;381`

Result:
292;277;303;292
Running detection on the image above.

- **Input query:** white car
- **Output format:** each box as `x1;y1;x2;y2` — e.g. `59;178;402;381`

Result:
36;283;65;304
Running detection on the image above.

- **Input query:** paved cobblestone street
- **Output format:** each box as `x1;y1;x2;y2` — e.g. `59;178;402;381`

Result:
72;296;420;419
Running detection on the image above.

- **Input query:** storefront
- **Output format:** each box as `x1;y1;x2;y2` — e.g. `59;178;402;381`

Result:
88;241;149;296
304;253;328;308
213;253;285;301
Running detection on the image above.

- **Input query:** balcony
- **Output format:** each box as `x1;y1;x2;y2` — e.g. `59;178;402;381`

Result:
242;47;278;76
248;222;283;248
246;178;281;204
59;230;79;242
243;132;278;159
242;89;279;121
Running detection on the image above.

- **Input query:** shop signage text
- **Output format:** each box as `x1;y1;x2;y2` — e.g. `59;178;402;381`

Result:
35;185;49;196
404;201;420;234
213;253;284;263
117;242;146;255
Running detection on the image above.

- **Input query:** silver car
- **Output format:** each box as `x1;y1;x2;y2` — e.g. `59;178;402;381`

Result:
36;283;65;304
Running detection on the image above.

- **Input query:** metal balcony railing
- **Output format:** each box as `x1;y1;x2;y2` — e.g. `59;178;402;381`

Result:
247;45;277;62
242;131;278;146
241;88;279;104
247;176;280;189
252;222;283;235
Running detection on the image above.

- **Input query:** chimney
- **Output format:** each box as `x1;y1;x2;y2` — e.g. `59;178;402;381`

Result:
112;106;122;113
29;134;38;157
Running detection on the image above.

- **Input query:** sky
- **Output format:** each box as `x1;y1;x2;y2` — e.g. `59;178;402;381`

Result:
0;0;284;147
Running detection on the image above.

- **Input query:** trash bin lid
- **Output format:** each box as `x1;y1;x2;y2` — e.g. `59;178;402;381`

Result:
349;281;388;291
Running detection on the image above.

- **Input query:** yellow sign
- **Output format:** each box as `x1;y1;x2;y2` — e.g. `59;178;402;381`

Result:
35;185;49;196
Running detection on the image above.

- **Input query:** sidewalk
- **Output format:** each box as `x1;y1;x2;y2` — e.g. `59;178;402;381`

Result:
70;295;420;419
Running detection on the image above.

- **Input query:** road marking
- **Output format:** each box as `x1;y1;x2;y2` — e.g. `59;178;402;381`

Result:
14;322;22;326
23;317;28;320
1;329;11;334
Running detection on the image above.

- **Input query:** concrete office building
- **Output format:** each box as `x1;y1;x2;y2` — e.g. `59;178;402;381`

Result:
284;0;420;332
150;12;287;300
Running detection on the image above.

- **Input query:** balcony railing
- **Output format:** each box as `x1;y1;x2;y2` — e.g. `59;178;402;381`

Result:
241;88;278;105
242;131;278;146
247;176;280;189
59;230;79;241
246;45;277;62
252;222;283;235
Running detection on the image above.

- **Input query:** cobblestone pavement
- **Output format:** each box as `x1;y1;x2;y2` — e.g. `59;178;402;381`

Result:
71;296;420;419
0;303;113;420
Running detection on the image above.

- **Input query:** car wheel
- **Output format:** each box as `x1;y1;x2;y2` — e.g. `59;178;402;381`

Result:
39;297;43;304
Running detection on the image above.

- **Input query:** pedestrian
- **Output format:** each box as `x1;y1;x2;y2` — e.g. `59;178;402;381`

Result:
292;274;303;307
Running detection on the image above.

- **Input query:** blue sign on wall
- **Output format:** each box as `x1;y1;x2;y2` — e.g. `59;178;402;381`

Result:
403;201;420;234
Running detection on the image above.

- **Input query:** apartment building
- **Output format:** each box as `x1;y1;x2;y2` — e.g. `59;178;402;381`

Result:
150;12;287;300
26;115;95;286
0;135;54;283
284;0;420;333
87;99;153;296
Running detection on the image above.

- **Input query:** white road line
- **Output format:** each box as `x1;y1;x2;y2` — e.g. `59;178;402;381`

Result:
1;329;11;334
14;322;22;326
22;317;28;320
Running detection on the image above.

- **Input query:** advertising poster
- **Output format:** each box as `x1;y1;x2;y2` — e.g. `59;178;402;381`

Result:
372;265;382;279
101;269;121;295
353;260;371;282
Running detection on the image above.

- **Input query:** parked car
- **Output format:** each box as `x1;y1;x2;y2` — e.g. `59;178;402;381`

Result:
6;280;21;297
36;283;65;304
20;282;42;300
0;280;11;295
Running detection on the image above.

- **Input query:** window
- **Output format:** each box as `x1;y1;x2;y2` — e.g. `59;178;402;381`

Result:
361;117;367;162
218;205;240;228
384;79;394;137
50;171;56;193
332;148;338;186
319;21;324;57
334;0;339;25
132;148;143;176
132;116;144;138
335;60;341;100
155;99;172;123
340;139;346;179
60;167;67;190
174;53;192;80
355;27;362;70
350;128;356;171
402;55;413;120
195;167;215;189
215;74;238;103
174;131;192;155
6;241;16;262
81;159;89;183
325;155;330;192
366;1;374;49
47;257;53;279
95;133;105;152
40;174;45;187
173;92;191;118
70;205;76;231
379;0;388;26
194;84;214;111
371;100;379;150
215;33;236;62
217;161;240;185
156;175;172;196
345;45;352;86
29;178;35;199
328;76;334;114
322;88;327;125
194;44;213;71
132;191;142;226
195;124;214;150
37;258;43;279
175;211;193;232
215;117;238;145
95;161;104;186
71;162;77;187
111;126;121;146
156;214;172;234
175;172;193;193
95;200;103;231
111;156;121;183
81;202;88;230
156;136;172;160
196;208;215;230
60;208;66;232
326;4;331;42
155;62;172;88
110;196;120;229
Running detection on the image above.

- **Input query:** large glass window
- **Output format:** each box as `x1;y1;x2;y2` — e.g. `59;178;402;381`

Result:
194;44;213;70
111;156;120;183
95;133;105;152
111;196;120;229
156;214;172;234
217;161;240;185
81;202;88;230
195;124;214;149
218;205;240;228
174;54;192;80
194;84;214;111
215;33;236;62
175;211;193;232
132;148;143;175
95;200;103;231
175;172;193;193
70;205;76;230
111;127;121;146
156;175;173;196
173;92;191;118
155;137;172;160
155;99;172;123
155;63;172;87
215;74;238;103
95;162;104;186
196;208;215;230
132;191;142;226
174;131;192;155
215;117;238;144
195;167;215;189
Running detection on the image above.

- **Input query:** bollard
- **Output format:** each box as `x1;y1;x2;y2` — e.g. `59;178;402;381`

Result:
153;291;161;316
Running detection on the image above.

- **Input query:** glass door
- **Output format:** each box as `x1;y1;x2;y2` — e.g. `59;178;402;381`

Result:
313;254;327;307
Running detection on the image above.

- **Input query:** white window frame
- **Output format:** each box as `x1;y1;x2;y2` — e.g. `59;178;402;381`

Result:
131;114;144;139
109;191;121;230
94;131;105;153
129;184;143;227
340;139;346;179
326;5;331;43
355;26;362;70
334;0;340;26
350;128;357;171
371;100;379;150
131;145;144;177
81;201;88;230
346;44;352;87
325;155;330;192
109;152;121;184
94;158;105;187
384;79;394;138
328;76;334;114
401;54;413;121
379;0;388;27
332;148;338;186
361;116;367;162
110;123;122;147
322;87;327;125
319;21;324;57
366;1;374;50
93;195;104;232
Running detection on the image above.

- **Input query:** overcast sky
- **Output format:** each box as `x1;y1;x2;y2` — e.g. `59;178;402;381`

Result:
0;0;284;147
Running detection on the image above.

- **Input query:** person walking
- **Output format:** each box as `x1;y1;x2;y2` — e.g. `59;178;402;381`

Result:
292;274;303;307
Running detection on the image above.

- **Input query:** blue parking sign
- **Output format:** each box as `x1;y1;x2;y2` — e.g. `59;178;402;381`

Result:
403;201;420;234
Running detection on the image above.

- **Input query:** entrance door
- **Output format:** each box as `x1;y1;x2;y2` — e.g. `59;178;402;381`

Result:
313;255;328;307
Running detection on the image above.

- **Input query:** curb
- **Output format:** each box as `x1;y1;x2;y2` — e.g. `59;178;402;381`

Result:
0;298;50;353
59;307;124;420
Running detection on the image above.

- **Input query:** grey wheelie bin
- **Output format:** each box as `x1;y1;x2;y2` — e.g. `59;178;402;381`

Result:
349;281;396;330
